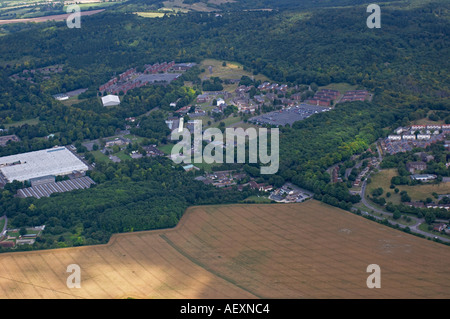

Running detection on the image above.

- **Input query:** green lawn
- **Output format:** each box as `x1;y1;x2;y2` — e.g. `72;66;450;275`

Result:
418;223;450;240
134;11;167;18
210;115;242;128
190;157;222;172
123;134;147;144
355;201;416;226
242;196;272;203
115;150;132;161
61;97;87;107
25;229;40;236
320;82;358;94
91;150;110;163
367;169;450;205
199;58;270;82
3;117;39;129
157;143;175;155
6;230;19;238
63;2;122;11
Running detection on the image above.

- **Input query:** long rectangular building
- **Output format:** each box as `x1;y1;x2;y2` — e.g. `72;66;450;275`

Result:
0;146;88;182
17;176;96;199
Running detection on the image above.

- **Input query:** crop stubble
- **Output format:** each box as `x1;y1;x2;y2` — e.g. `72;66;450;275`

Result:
0;200;449;298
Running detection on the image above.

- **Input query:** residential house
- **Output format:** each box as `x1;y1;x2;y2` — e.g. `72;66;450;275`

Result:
417;134;431;140
411;125;426;132
433;223;447;232
406;161;427;173
0;135;20;147
291;93;302;101
388;135;401;141
105;137;129;148
196;94;210;103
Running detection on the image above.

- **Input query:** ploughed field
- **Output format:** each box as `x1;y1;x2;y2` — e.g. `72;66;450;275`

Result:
0;200;449;298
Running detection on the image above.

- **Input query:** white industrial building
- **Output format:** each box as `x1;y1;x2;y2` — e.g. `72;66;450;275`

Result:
217;98;226;107
53;93;69;101
0;146;88;182
101;94;120;107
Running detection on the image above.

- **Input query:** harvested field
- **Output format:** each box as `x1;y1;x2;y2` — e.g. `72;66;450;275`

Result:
0;9;104;25
0;200;449;299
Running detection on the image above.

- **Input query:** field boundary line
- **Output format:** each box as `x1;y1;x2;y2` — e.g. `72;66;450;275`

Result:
159;233;264;299
0;203;301;258
0;273;85;299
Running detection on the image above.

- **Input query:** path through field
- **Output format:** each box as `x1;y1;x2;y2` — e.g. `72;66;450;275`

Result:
0;200;449;298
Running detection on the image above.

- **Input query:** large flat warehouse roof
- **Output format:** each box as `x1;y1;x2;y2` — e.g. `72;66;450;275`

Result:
0;146;88;182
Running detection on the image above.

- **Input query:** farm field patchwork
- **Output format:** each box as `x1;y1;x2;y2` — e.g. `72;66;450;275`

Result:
0;200;449;298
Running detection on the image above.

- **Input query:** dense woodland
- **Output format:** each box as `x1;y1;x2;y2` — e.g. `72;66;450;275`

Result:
0;157;257;251
0;0;448;250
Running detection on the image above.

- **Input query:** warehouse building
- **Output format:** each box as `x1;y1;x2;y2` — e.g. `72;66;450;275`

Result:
101;94;121;107
0;146;89;183
17;176;96;199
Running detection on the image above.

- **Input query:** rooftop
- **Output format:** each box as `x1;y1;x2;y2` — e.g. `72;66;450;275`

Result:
0;146;89;182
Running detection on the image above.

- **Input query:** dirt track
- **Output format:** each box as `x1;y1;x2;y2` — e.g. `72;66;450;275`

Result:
0;200;449;299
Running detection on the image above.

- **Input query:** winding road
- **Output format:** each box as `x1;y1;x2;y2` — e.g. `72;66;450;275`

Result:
357;146;450;243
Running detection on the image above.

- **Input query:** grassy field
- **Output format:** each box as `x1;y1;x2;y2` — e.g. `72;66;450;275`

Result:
134;11;167;18
0;200;449;298
0;0;119;19
418;223;450;240
91;150;110;163
242;195;272;203
367;169;450;204
63;2;121;11
199;59;270;83
123;134;146;144
320;82;358;94
162;0;216;12
412;112;447;126
157;143;175;155
3;117;39;129
61;97;88;107
355;202;417;226
209;115;242;128
115;150;132;161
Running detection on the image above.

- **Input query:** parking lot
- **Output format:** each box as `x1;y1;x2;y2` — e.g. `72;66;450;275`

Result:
249;103;329;126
